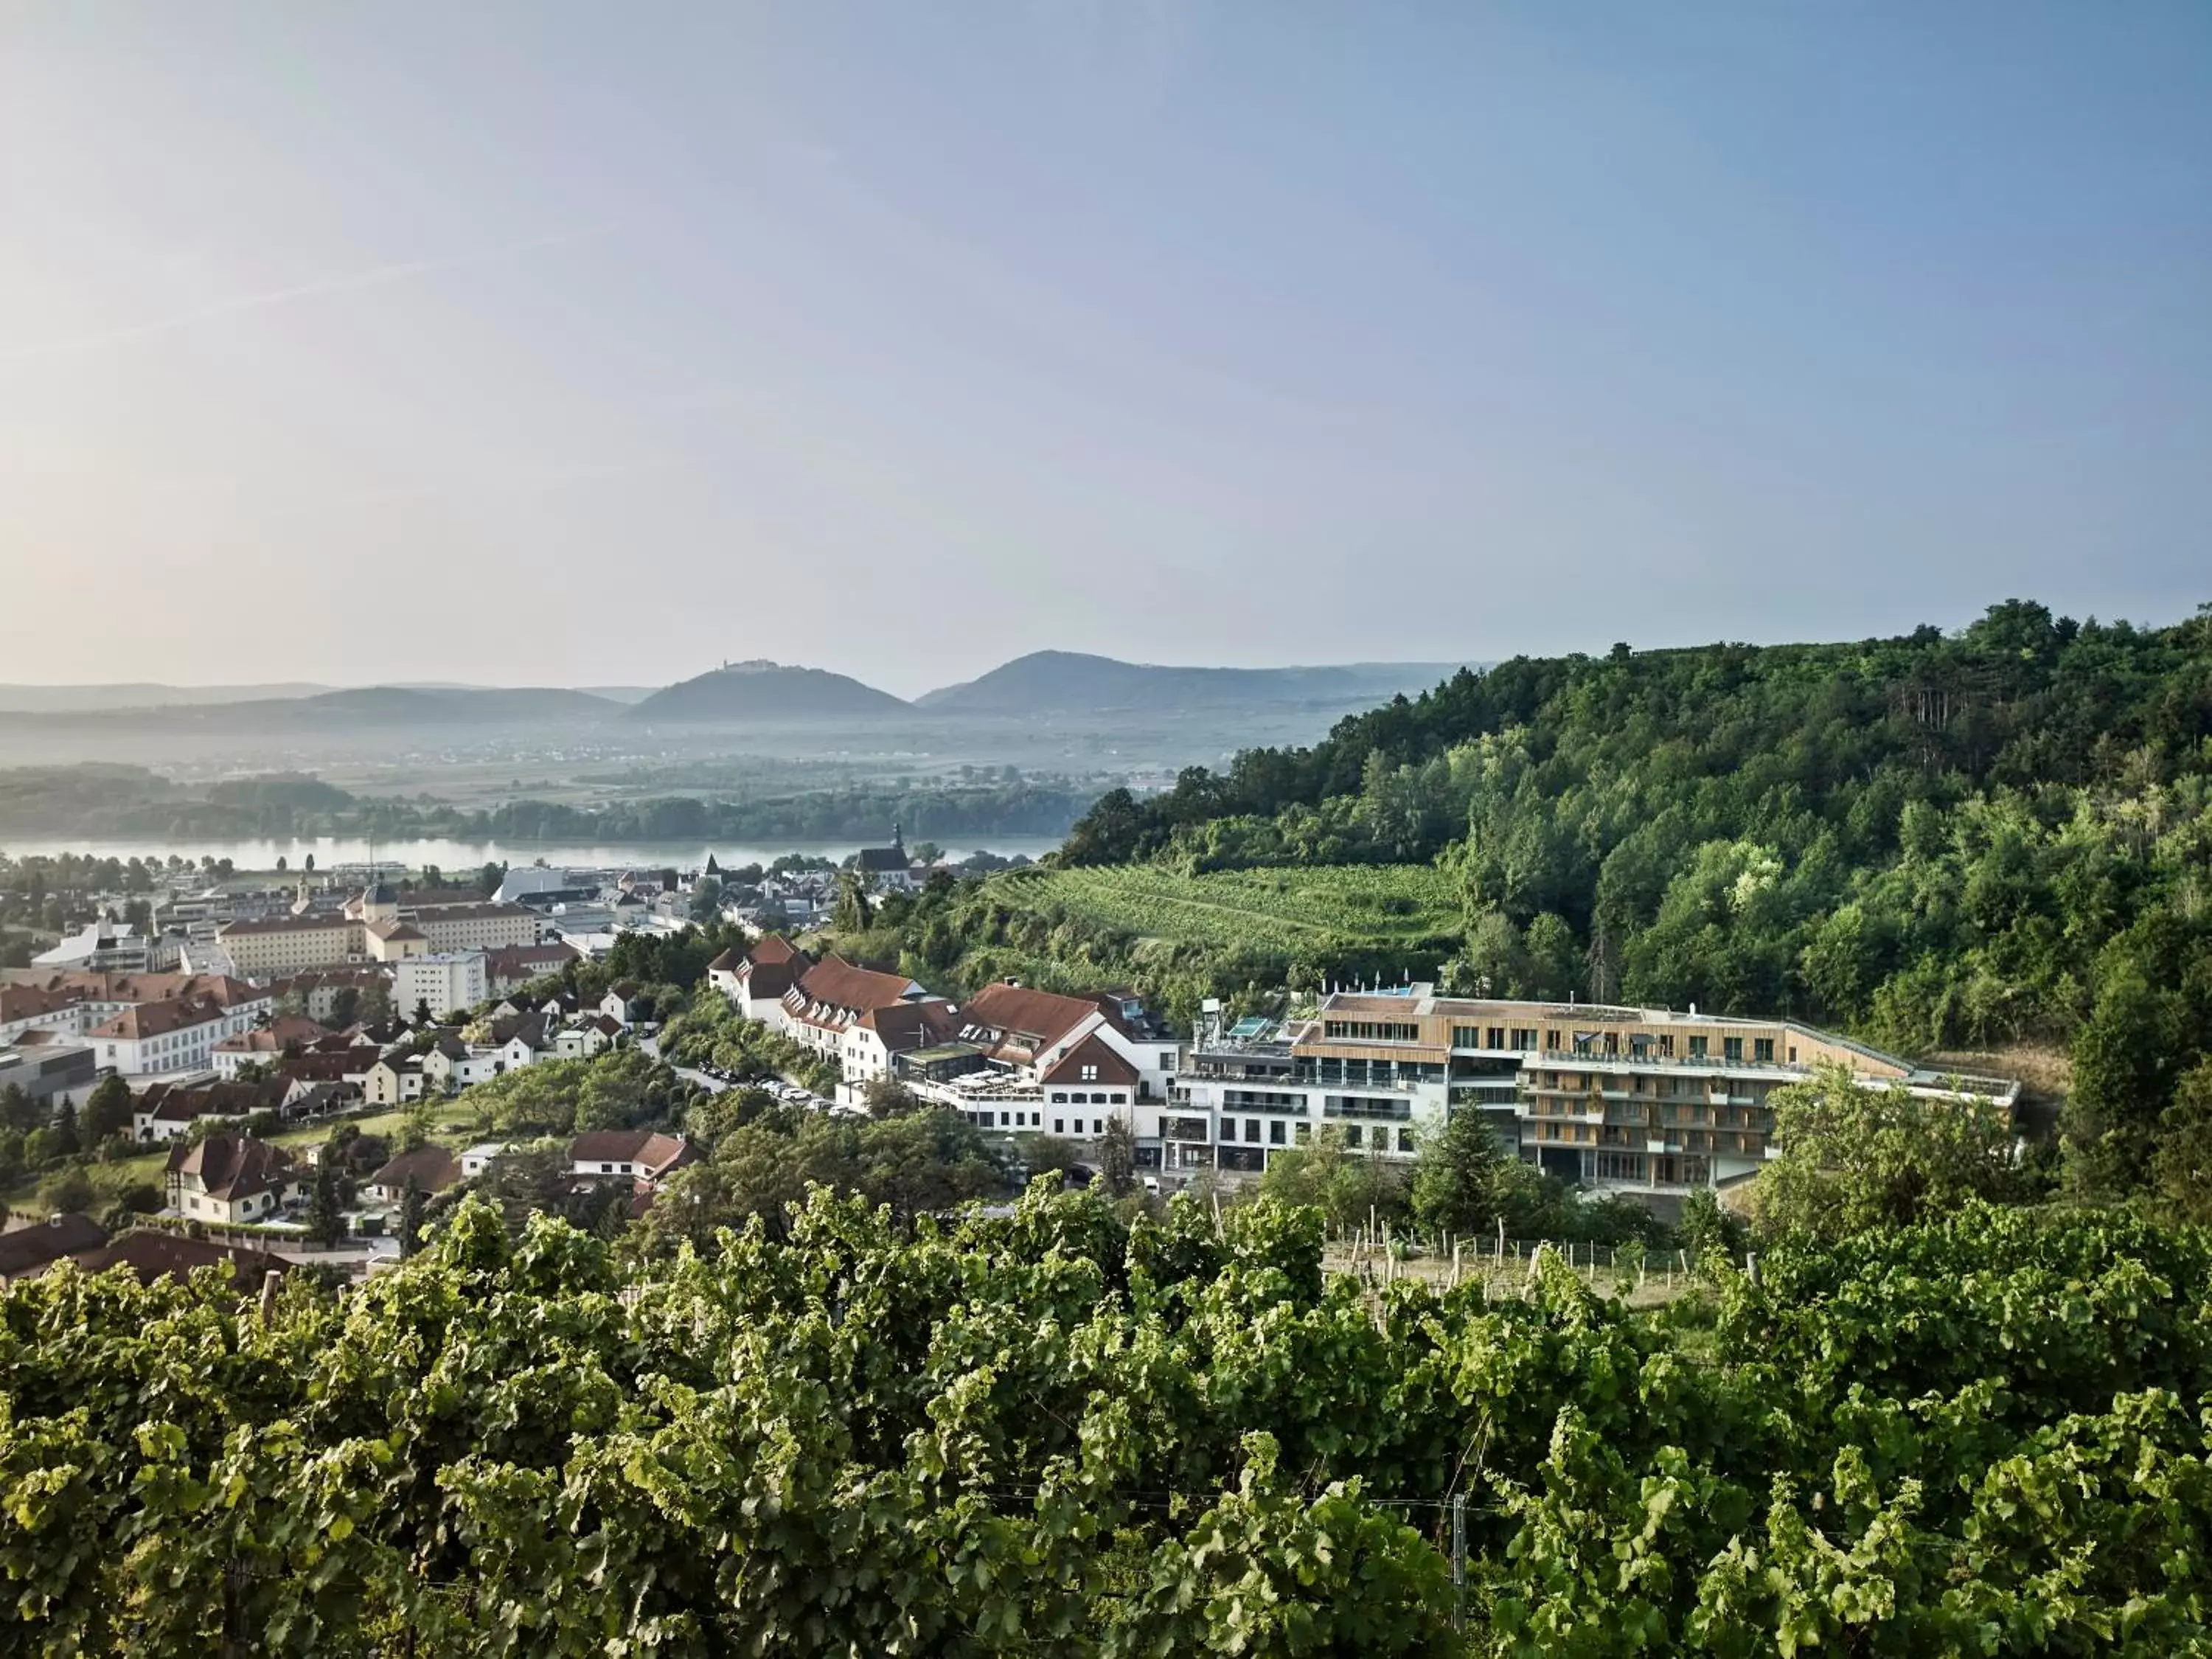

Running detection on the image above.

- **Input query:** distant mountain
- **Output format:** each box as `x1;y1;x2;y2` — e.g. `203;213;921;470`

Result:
916;652;1478;717
576;686;658;705
625;661;914;723
0;683;333;714
290;687;622;723
7;686;622;733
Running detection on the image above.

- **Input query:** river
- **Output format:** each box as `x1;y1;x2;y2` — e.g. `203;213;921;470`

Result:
0;833;1067;872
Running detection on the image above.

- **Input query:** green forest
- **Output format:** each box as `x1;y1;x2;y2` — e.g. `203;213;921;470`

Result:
0;768;1092;844
843;601;2212;1206
4;1184;2208;1655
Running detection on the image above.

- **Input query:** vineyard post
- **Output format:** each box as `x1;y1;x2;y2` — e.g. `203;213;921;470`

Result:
1451;1492;1467;1630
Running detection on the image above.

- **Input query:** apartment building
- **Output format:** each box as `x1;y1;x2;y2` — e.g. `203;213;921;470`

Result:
392;951;489;1020
217;912;361;978
218;897;538;979
1172;987;2018;1203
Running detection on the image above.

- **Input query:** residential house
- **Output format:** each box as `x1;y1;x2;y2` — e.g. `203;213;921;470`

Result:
459;1141;511;1178
212;1015;333;1078
555;1014;623;1060
361;1054;428;1107
41;1229;296;1287
483;941;580;995
165;1135;306;1224
0;1214;110;1283
568;1129;701;1187
720;935;813;1022
599;983;643;1026
132;1078;291;1142
490;1012;552;1073
362;1144;462;1206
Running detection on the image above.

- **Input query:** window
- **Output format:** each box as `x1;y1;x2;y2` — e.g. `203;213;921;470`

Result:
1270;1121;1285;1144
1788;1046;1798;1063
1688;1037;1708;1058
1322;1019;1420;1043
1295;1122;1312;1143
600;1164;613;1173
1092;1119;1103;1135
1398;1127;1416;1152
1080;1063;1097;1082
1160;1051;1175;1069
1753;1038;1773;1062
1053;1119;1063;1134
1245;1119;1261;1142
1344;1124;1363;1147
1724;1037;1744;1062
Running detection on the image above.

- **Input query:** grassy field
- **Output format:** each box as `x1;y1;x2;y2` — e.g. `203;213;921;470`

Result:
1034;864;1461;953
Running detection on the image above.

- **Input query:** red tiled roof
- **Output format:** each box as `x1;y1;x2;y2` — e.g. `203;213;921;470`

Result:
166;1135;297;1202
857;1001;960;1051
88;997;226;1040
787;955;917;1020
368;1144;462;1193
568;1130;700;1177
52;1229;295;1286
1040;1032;1140;1089
956;981;1103;1057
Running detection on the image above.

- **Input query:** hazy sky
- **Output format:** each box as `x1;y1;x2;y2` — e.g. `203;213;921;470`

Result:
1;3;2207;696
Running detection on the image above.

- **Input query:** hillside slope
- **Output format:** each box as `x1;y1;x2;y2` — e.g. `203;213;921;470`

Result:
626;661;912;723
917;651;1470;715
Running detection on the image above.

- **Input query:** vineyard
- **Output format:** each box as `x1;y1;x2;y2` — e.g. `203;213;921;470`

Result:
4;1184;2208;1655
1027;863;1459;953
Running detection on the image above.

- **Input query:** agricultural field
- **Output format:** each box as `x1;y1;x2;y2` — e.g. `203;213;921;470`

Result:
1033;863;1460;954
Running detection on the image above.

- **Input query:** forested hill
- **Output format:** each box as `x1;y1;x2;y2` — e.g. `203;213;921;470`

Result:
1029;600;2212;1199
1063;601;2212;870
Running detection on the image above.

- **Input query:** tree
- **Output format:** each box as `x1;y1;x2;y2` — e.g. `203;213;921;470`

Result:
2150;1058;2212;1223
46;1102;81;1159
1408;1106;1506;1237
1019;1134;1088;1185
359;978;394;1027
304;852;316;873
0;1082;42;1135
832;872;874;933
37;1164;96;1214
863;1075;920;1119
397;1183;428;1257
82;1075;134;1144
689;875;725;923
1256;1128;1409;1234
1097;1118;1136;1198
394;1099;435;1153
276;855;287;872
1757;1064;2024;1242
411;997;435;1026
305;1164;347;1245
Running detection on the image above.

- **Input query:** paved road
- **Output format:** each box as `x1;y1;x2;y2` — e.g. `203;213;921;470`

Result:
636;1032;730;1095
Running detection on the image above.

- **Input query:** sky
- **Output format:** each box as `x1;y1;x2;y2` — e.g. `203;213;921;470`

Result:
1;2;2207;698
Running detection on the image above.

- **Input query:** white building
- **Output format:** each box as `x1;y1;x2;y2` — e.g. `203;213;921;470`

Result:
87;996;236;1077
32;919;174;973
392;951;489;1020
